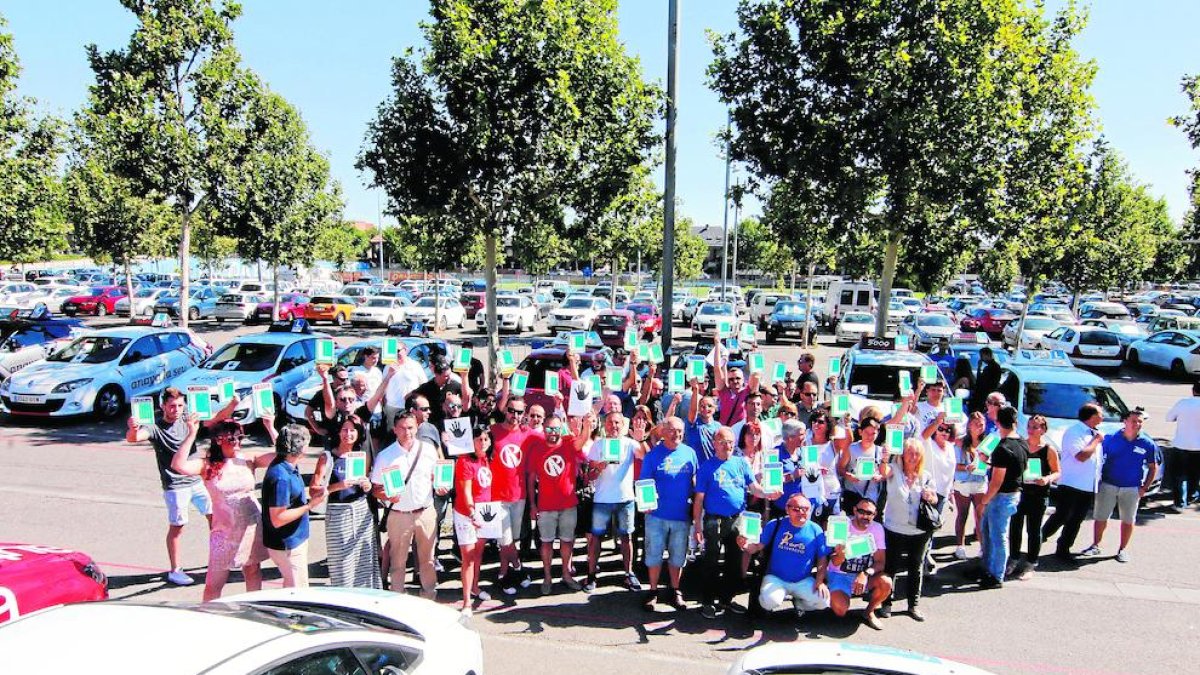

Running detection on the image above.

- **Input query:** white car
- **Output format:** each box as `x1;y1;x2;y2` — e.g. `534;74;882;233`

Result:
1002;316;1063;349
1039;325;1124;371
351;296;412;327
1127;329;1200;378
0;282;37;304
0;327;209;419
406;296;466;330
214;292;269;323
897;312;958;350
115;287;172;318
0;587;484;675
1080;318;1146;347
835;311;876;344
476;294;538;332
548;295;611;333
749;292;797;328
691;301;738;337
729;643;993;675
0;314;92;381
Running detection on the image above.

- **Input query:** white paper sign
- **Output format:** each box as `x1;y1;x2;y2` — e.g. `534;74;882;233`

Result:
474;501;503;540
443;416;475;456
567;378;594;416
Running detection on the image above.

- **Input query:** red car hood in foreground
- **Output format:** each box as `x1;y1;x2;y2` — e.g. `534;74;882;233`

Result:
0;543;107;623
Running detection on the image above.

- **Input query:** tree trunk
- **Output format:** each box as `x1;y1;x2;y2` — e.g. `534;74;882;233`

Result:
434;268;442;332
875;232;901;337
124;256;136;326
610;255;618;306
485;232;499;388
1012;276;1038;353
178;209;191;328
272;264;281;321
802;261;816;347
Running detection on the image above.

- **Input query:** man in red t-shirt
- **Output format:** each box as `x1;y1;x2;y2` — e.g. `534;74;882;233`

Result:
525;413;592;595
490;397;532;594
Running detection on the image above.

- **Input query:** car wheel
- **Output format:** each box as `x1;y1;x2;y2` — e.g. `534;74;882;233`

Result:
1127;349;1139;367
438;316;448;331
96;304;108;317
767;330;778;344
188;307;200;321
1171;359;1188;379
93;385;124;421
334;313;346;326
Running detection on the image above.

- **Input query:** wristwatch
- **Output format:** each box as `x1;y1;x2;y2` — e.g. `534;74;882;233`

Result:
865;567;876;576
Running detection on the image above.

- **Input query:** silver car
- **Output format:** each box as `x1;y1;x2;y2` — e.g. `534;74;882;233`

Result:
214;293;268;324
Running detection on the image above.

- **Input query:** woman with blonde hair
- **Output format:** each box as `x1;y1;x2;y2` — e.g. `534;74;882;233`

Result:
878;438;938;621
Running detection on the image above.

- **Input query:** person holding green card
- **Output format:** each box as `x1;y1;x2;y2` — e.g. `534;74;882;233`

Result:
312;416;382;590
877;438;938;621
584;411;650;594
452;422;495;615
828;497;891;630
1007;415;1059;580
685;381;722;463
738;494;831;619
639;417;699;611
973;405;1028;590
262;424;327;590
842;417;885;515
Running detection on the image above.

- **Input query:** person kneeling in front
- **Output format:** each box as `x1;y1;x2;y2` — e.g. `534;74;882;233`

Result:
828;498;891;630
739;494;831;619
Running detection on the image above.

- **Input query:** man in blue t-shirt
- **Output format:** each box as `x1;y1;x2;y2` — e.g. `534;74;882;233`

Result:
740;494;831;618
1081;409;1158;563
262;424;326;588
686;380;721;462
639;416;699;610
692;426;773;618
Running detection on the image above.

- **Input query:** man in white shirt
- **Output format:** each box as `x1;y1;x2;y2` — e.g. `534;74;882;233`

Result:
371;411;441;598
370;343;430;429
583;410;649;593
1041;403;1104;561
1165;381;1200;509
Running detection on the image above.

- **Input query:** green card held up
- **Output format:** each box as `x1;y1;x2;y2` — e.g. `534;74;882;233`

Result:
434;461;455;490
497;349;516;374
510;370;529;396
316;338;336;365
846;535;875;559
217;379;235;404
382;337;399;364
770;362;787;384
624;328;638;350
802;444;821;466
762;463;784;492
748;352;765;374
454;347;472;371
740;322;756;342
829;356;842;377
569;332;587;352
1024;457;1043;481
649;343;664;362
832;392;851;417
131;396;155;425
601;438;622;463
947;396;965;420
544;370;560;394
634;479;658;512
921;364;938;382
718;320;733;338
383;467;406;498
605;368;623;390
739;511;763;540
898;370;912;396
826;515;850;545
187;386;213;421
885;426;905;454
687;357;706;381
856;457;877;477
344;451;367;481
668;369;686;392
978;433;1000;456
252;383;275;417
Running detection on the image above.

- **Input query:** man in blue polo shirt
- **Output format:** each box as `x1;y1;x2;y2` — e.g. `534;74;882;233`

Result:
740;493;831;619
692;426;771;619
262;424;326;588
685;380;721;462
1080;409;1157;563
639;416;699;611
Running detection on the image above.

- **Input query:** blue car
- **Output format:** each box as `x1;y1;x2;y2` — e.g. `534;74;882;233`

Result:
153;287;223;321
931;340;1010;388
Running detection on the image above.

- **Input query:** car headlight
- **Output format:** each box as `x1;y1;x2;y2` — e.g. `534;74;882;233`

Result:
52;378;93;393
0;379;10;393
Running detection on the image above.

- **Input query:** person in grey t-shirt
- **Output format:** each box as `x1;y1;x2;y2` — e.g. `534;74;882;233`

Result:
126;386;234;586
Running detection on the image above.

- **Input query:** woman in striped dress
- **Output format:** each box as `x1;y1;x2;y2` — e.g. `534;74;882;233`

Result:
314;416;382;589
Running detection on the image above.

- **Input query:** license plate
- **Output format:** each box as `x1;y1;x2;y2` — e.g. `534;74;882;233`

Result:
13;394;45;404
601;329;617;336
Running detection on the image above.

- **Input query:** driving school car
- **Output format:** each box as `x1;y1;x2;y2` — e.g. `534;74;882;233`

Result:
168;321;329;426
0;543;108;624
0;312;89;382
0;327;209;420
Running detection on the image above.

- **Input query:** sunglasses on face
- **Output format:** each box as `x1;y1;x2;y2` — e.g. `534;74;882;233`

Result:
812;419;828;426
855;508;876;517
786;505;811;513
937;426;952;433
507;408;526;415
447;403;463;409
546;428;563;435
801;392;816;397
337;397;356;404
219;433;244;441
414;406;431;412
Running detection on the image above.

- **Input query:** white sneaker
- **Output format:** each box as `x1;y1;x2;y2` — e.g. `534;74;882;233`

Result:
953;546;968;560
460;606;473;618
1079;544;1102;557
166;569;194;586
1115;549;1129;563
474;590;492;602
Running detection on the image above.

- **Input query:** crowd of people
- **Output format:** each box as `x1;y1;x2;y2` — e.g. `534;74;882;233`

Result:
127;335;1195;627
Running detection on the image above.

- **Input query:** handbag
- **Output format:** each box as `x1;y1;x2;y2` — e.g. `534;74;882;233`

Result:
917;496;942;532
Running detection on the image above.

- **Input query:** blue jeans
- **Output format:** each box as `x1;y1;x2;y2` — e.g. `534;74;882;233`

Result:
981;492;1020;580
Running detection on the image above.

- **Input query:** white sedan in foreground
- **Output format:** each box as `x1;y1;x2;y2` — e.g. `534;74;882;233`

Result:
729;643;993;675
0;587;484;675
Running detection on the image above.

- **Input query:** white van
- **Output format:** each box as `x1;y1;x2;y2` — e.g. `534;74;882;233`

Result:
824;279;876;327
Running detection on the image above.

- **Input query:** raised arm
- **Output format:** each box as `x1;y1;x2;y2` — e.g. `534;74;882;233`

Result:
169;416;205;476
126;416;151;444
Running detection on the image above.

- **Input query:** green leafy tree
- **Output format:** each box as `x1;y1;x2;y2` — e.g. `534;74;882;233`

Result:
78;0;266;326
314;222;371;276
0;15;66;267
212;89;343;316
1172;74;1200;279
359;0;658;372
710;0;1098;334
192;217;237;279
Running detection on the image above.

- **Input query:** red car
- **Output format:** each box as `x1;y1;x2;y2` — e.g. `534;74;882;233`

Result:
0;543;107;623
591;309;637;350
626;303;662;339
515;346;611;415
461;292;486;320
253;293;309;322
60;286;127;317
959;307;1017;338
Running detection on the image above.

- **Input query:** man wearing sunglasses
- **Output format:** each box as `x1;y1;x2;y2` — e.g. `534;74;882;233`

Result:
409;357;467;428
739;493;831;619
828;498;891;630
526;413;592;594
490;395;534;594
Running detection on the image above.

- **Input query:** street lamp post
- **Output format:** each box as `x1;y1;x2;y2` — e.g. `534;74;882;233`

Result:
661;0;680;352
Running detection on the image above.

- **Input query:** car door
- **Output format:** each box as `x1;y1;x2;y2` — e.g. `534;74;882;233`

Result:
1139;332;1171;367
119;335;165;396
275;339;316;397
1167;332;1196;367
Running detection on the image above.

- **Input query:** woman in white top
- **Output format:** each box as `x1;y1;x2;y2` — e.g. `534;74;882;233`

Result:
921;417;958;568
951;412;989;560
879;438;938;621
841;416;885;514
804;410;849;521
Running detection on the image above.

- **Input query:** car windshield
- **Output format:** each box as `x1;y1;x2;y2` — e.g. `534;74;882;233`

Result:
135;289;158;298
986;309;1017;319
88;288;106;297
775;302;805;314
628;304;654;315
218;294;243;303
916;314;953;327
310;296;337;304
700;303;733;315
202;341;284;371
497;297;521;307
366;298;393;308
563;298;595;309
1;329;44;352
1023;382;1128;422
847;364;925;401
1024;318;1060;331
414;297;438;308
844;314;872;324
594;314;627;328
48;336;130;364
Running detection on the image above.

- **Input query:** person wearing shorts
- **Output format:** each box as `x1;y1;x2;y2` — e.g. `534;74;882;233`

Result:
639;416;700;610
1081;409;1157;563
526;414;591;595
583;410;649;593
827;498;891;630
126;386;219;587
490;397;533;594
739;494;831;619
452;423;494;615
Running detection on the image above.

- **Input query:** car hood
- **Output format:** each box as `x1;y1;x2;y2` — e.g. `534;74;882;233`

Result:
916;324;957;335
771;312;810;321
7;361;109;391
554;307;594;315
170;366;266;390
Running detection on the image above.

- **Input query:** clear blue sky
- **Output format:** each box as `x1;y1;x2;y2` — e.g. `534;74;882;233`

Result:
5;1;1199;231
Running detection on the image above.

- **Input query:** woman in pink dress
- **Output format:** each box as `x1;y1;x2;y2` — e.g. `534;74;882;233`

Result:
172;415;279;601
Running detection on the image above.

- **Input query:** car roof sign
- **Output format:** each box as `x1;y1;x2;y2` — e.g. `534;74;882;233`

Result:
1010;349;1073;368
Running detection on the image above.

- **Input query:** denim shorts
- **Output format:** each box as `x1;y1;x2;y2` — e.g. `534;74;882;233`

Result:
590;501;635;537
644;514;689;568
